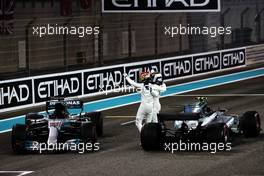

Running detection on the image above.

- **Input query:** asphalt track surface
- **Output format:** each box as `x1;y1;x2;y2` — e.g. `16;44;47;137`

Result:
0;76;264;176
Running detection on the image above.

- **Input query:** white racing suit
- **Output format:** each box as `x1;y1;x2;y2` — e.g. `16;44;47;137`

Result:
48;125;58;144
47;117;64;145
125;76;157;132
151;83;167;123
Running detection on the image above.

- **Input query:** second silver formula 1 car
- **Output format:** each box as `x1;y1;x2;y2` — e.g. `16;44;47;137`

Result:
140;97;262;151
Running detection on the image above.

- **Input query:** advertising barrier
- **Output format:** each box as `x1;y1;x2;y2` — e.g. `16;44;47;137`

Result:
0;47;246;112
102;0;221;13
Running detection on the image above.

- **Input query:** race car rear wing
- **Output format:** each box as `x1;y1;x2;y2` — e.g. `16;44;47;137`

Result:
158;113;201;121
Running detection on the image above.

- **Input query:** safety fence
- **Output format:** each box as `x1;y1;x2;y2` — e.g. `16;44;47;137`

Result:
0;0;264;80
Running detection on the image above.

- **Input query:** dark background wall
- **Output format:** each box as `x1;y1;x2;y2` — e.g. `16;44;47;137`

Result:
0;0;263;80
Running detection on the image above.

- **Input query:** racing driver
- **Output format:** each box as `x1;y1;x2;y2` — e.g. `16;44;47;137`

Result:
150;71;167;123
124;71;160;132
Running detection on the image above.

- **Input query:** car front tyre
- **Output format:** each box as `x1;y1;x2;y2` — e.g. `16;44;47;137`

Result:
140;123;163;151
240;111;261;137
11;124;27;154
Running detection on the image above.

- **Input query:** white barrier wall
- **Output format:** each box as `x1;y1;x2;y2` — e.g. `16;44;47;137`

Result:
0;47;246;113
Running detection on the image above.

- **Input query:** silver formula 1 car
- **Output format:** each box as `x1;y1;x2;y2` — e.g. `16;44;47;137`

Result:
140;97;262;151
11;98;103;153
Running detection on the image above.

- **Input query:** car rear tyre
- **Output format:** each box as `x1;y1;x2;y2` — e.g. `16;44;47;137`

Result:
240;111;261;137
140;123;163;151
80;122;97;151
86;112;103;137
206;123;230;144
11;124;27;154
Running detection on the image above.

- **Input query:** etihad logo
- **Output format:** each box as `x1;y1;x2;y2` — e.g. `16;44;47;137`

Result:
102;0;220;13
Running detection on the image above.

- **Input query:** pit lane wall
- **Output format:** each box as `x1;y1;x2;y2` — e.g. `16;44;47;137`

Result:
0;47;246;113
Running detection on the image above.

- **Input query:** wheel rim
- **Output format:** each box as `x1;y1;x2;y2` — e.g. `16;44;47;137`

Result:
255;113;261;131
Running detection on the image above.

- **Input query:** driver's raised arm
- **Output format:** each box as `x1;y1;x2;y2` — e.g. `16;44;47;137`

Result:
124;74;143;89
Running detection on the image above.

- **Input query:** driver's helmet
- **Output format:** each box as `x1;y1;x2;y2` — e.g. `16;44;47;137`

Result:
54;102;66;116
196;97;207;103
140;71;151;84
151;72;163;85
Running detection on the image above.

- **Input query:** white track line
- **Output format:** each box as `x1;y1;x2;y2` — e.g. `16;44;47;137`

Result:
105;116;136;126
0;129;12;134
0;171;34;176
105;116;135;119
121;120;136;126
